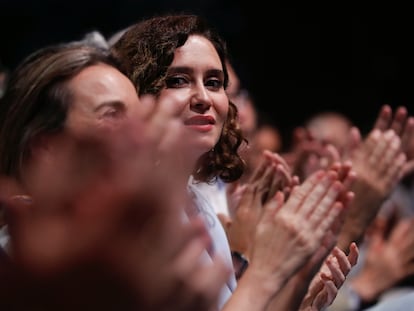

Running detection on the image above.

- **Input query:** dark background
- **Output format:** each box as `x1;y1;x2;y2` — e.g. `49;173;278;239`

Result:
1;1;413;146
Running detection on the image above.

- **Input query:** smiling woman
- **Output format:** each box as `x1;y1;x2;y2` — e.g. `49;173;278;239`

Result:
111;15;245;184
112;19;244;307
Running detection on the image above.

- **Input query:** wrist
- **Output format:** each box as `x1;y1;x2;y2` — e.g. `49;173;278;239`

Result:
231;251;249;280
349;277;382;307
235;265;285;310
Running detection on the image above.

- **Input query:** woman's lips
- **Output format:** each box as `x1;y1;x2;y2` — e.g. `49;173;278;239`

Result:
184;116;216;132
184;115;215;125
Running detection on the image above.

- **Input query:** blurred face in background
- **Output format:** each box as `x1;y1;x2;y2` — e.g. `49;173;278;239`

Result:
225;61;257;138
306;112;352;152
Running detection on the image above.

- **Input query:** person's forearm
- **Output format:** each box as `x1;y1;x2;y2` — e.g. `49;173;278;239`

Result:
266;274;310;311
349;272;390;304
221;267;287;311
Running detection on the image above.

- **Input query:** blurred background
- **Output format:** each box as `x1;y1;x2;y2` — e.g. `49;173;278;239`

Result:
1;0;413;146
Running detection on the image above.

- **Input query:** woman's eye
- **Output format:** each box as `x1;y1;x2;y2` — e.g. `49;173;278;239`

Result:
206;78;223;89
165;76;187;88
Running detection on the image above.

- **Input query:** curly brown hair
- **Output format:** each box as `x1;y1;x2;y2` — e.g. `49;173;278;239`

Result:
111;14;246;183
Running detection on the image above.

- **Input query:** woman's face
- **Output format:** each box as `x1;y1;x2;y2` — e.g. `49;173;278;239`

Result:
155;35;229;161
